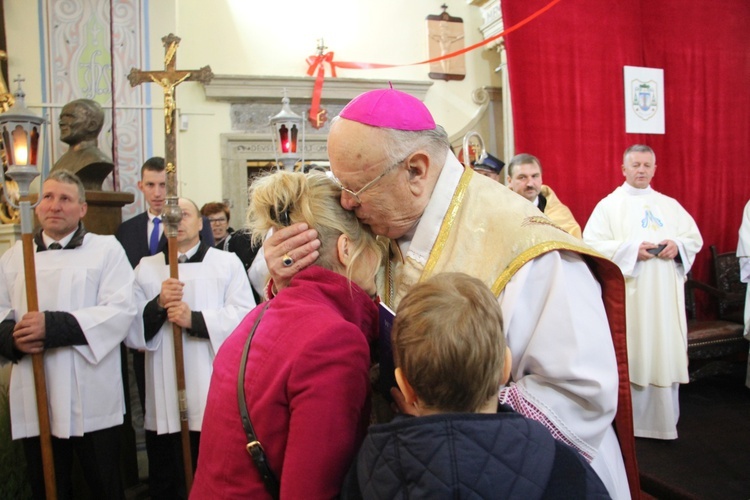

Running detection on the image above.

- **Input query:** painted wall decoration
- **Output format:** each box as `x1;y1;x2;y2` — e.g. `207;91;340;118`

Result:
43;0;148;219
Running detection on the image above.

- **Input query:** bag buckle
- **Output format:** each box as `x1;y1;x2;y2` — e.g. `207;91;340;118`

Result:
246;440;264;456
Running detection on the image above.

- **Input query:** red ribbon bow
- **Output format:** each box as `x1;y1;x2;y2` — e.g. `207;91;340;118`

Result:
304;0;564;124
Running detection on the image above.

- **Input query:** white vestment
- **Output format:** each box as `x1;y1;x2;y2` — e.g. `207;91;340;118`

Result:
0;234;136;439
126;247;255;434
248;244;270;298
584;182;703;439
736;199;750;388
403;157;630;499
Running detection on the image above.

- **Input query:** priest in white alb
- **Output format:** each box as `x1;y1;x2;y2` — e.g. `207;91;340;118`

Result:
584;144;703;440
737;199;750;388
126;197;255;498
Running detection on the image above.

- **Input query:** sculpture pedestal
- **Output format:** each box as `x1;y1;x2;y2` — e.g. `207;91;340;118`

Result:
82;190;135;236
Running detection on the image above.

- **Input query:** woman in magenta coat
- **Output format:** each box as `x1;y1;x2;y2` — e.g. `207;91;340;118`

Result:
192;171;382;499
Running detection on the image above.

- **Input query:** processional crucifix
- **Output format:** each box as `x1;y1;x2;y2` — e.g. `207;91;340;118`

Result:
127;33;213;492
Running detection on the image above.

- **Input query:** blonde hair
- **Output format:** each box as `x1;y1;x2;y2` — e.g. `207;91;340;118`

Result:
393;273;507;413
246;171;381;282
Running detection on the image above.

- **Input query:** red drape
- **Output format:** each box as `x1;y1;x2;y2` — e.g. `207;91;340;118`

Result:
501;0;750;286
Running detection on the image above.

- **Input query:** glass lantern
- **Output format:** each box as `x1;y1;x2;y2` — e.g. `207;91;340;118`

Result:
269;90;305;171
0;76;46;200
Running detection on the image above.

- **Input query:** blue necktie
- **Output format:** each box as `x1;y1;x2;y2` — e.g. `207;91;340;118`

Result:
150;217;161;255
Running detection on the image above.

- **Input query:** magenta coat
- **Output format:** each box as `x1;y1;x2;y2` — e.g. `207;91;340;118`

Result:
192;265;379;499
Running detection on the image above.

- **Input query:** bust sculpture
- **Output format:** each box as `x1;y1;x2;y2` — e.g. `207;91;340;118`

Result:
51;99;114;190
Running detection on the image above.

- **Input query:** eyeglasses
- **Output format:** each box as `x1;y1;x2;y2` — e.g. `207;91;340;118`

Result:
208;217;227;224
330;156;408;205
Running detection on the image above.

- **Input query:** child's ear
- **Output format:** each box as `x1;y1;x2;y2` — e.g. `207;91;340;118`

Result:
500;346;512;385
395;367;417;405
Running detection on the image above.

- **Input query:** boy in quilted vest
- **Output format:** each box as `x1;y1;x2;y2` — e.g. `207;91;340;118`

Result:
343;272;610;499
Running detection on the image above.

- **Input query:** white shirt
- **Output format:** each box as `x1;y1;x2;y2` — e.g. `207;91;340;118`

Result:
147;211;164;242
41;230;76;249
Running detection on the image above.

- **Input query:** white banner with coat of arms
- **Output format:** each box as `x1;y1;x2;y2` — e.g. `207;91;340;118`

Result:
624;66;665;134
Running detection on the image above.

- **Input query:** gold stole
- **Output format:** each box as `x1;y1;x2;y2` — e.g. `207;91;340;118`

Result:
540;184;583;239
382;167;612;308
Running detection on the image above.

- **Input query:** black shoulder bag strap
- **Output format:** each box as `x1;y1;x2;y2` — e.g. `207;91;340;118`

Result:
237;302;280;499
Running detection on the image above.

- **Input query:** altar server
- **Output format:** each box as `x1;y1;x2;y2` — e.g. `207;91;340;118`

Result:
126;197;254;499
0;171;136;499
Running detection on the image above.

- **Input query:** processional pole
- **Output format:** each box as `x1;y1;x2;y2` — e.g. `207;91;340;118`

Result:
0;77;56;500
127;34;213;493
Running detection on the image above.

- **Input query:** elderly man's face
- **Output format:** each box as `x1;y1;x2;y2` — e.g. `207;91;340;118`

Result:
508;162;543;202
622;151;656;189
327;120;421;239
59;103;92;146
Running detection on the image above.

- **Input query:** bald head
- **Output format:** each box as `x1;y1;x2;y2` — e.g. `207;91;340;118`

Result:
327;118;449;239
177;197;204;251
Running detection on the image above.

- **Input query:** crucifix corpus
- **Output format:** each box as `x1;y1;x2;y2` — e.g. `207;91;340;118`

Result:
127;33;213;493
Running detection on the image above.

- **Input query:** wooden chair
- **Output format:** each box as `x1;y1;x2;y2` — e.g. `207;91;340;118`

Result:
685;245;748;381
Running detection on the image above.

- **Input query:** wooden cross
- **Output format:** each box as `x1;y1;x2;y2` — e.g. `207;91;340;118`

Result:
126;33;212;494
127;33;213;193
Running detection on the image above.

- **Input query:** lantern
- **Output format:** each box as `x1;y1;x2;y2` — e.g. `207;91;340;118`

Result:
269;90;305;171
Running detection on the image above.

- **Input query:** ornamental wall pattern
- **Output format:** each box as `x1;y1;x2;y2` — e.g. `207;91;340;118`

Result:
44;0;147;220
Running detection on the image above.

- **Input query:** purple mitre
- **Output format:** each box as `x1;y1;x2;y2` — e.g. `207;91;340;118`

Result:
339;86;436;131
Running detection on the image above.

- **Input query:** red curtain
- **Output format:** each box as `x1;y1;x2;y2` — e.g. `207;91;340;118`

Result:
501;0;750;286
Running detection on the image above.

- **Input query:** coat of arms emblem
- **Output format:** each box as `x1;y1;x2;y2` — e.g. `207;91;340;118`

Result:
631;79;658;120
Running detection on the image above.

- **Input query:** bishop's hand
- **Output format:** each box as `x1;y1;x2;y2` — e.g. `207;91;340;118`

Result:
263;223;320;293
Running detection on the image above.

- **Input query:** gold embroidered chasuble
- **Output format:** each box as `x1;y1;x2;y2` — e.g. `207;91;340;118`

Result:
540;184;583;239
381;168;617;309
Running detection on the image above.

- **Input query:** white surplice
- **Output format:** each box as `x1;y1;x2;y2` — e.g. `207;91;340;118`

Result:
736;199;750;388
401;156;630;499
584;182;703;440
0;234;136;439
126;247;255;434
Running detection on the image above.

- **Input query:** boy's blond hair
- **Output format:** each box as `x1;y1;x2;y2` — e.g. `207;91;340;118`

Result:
393;273;506;413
